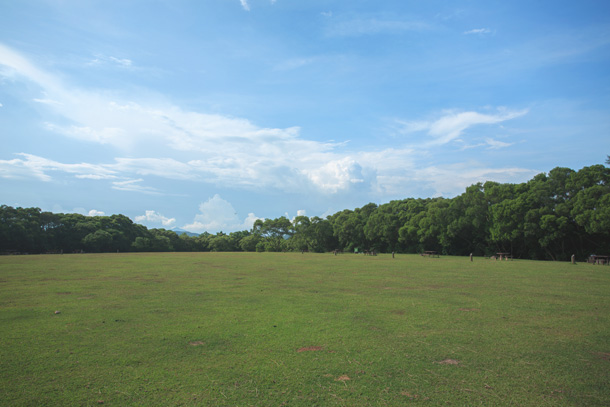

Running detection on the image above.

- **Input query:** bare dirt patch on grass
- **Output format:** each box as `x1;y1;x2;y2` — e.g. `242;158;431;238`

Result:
189;341;205;346
458;308;480;312
335;375;350;382
436;359;460;365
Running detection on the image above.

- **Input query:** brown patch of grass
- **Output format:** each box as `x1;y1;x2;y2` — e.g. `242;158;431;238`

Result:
458;308;480;312
436;359;460;365
595;352;610;361
401;391;419;399
189;341;205;346
335;375;350;382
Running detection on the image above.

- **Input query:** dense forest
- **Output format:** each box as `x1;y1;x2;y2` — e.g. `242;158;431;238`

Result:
1;162;609;261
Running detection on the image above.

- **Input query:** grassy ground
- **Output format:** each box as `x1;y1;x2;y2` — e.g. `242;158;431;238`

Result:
0;252;608;406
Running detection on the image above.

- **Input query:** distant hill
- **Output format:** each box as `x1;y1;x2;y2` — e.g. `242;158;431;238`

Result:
173;229;199;237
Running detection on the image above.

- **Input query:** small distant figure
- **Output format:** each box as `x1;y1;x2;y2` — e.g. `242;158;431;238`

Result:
392;252;395;259
571;254;575;264
470;253;473;262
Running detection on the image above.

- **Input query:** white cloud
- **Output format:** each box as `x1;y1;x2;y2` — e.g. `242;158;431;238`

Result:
0;153;117;181
34;98;63;106
113;158;196;180
326;17;429;37
87;54;133;68
44;123;127;146
0;43;539;203
183;195;262;233
413;163;537;197
87;209;106;216
134;210;176;228
303;157;366;193
484;137;513;149
464;28;491;35
243;212;262;230
240;0;250;11
399;109;528;146
112;179;161;194
0;43;62;92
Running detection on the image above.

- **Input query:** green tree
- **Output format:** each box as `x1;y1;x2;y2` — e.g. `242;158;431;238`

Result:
82;230;113;252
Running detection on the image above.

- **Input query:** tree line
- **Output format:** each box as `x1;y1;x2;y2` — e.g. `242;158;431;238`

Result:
1;162;609;260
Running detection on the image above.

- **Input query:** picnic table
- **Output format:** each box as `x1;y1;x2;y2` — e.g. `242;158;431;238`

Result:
496;252;512;260
422;251;439;258
588;255;610;265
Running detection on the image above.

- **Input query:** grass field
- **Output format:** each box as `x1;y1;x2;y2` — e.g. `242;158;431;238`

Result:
0;252;609;406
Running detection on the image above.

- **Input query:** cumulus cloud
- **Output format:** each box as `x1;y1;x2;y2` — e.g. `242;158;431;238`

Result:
183;195;262;233
303;157;366;193
134;210;176;228
87;209;106;216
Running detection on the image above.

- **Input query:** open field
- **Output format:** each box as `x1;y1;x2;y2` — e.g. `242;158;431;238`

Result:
1;253;609;406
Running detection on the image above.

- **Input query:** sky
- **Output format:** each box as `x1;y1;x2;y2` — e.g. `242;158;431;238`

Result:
1;0;609;233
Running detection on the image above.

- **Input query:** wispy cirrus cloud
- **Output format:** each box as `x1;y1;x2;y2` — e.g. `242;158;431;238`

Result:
87;54;133;68
240;0;250;11
484;137;513;149
0;153;117;181
413;163;537;197
464;28;492;35
398;109;528;146
325;15;430;37
112;179;161;195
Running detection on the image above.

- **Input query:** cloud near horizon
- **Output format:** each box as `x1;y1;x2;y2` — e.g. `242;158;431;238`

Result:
135;210;176;228
183;195;262;233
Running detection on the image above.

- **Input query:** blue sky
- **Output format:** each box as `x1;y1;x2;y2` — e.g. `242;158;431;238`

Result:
1;0;609;233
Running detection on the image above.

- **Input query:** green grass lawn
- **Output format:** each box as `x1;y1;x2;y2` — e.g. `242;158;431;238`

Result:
1;252;608;406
